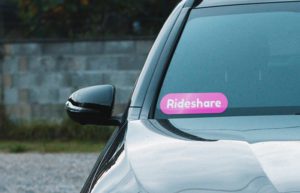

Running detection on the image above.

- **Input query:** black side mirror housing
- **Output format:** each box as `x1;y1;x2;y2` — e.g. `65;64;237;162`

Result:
65;85;120;126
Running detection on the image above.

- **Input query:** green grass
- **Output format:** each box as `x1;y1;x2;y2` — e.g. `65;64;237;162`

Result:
0;111;113;153
1;119;114;141
0;141;105;153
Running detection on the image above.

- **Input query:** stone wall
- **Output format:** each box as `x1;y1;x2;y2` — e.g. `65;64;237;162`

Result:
0;40;153;122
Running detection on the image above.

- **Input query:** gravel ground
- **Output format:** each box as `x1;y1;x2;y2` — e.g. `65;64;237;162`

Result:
0;153;99;193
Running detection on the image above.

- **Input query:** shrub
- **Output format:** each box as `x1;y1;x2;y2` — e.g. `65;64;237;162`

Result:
0;117;114;142
9;144;29;153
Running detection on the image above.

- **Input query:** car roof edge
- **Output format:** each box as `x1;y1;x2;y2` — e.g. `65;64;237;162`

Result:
184;0;203;8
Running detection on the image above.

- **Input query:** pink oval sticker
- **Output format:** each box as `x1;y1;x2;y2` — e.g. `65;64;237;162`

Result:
160;93;228;115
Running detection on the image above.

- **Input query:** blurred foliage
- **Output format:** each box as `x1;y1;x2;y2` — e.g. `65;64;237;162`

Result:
0;0;179;39
0;141;105;153
8;143;29;153
0;117;114;142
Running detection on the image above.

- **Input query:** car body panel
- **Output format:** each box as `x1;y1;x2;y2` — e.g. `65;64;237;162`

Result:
91;117;300;193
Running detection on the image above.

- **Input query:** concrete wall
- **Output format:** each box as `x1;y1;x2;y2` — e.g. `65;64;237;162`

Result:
0;40;153;122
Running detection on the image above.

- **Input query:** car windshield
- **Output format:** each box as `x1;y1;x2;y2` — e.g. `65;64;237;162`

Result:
155;2;300;119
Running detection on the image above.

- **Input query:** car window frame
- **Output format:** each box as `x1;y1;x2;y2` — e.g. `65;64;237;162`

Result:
139;6;192;119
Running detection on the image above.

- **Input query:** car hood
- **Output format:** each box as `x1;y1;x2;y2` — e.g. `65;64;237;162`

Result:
92;116;300;193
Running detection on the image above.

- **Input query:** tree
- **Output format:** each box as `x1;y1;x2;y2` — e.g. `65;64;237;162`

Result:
16;0;180;39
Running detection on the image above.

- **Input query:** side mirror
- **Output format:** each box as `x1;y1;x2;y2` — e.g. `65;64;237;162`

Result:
65;85;120;126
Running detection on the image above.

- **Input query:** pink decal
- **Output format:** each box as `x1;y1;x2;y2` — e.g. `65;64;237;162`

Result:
160;93;228;115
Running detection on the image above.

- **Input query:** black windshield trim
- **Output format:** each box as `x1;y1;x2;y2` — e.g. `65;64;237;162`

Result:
157;119;216;141
159;106;300;119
